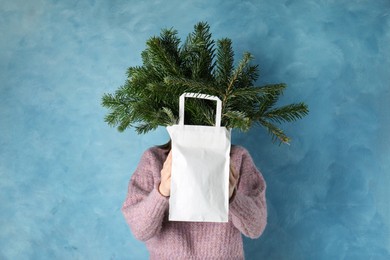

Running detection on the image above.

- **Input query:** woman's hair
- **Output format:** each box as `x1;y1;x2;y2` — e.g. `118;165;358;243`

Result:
157;140;171;151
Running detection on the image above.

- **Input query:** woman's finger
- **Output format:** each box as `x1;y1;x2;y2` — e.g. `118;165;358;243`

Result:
229;170;235;184
231;165;239;180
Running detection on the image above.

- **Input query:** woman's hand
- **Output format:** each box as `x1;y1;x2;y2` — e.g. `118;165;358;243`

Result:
159;151;172;197
229;164;239;199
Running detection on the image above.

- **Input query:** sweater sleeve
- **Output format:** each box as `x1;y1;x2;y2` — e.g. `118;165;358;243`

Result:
229;148;267;239
121;149;169;241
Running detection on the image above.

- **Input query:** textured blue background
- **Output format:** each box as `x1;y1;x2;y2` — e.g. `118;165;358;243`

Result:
1;0;389;259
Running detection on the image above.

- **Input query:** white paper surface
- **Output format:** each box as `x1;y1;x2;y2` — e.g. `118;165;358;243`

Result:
167;124;231;222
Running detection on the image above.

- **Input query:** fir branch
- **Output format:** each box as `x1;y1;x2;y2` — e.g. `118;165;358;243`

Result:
101;21;309;145
215;38;234;87
236;64;259;89
184;98;216;126
118;115;133;132
264;103;309;123
161;107;178;125
258;119;290;144
256;83;287;115
223;110;251;131
135;122;157;134
145;36;181;76
226;52;253;93
257;83;286;95
224;87;263;102
101;93;120;109
164;76;221;96
222;52;254;110
180;22;215;80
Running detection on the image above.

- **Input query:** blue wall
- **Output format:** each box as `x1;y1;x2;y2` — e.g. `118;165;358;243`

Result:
1;0;389;259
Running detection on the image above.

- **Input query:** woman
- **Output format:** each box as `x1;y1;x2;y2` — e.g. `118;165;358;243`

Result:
121;142;267;259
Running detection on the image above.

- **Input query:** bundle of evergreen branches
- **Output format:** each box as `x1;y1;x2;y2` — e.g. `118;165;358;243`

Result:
102;22;308;144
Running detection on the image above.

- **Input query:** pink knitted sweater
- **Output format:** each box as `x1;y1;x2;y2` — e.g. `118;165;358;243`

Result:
122;145;267;259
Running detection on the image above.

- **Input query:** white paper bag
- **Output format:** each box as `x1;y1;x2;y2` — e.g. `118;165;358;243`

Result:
167;93;231;222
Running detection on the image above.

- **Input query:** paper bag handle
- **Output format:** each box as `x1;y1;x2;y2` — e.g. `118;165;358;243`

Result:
179;93;222;127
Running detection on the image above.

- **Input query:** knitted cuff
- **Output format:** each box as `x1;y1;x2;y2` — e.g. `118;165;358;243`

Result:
149;187;170;212
229;191;248;216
